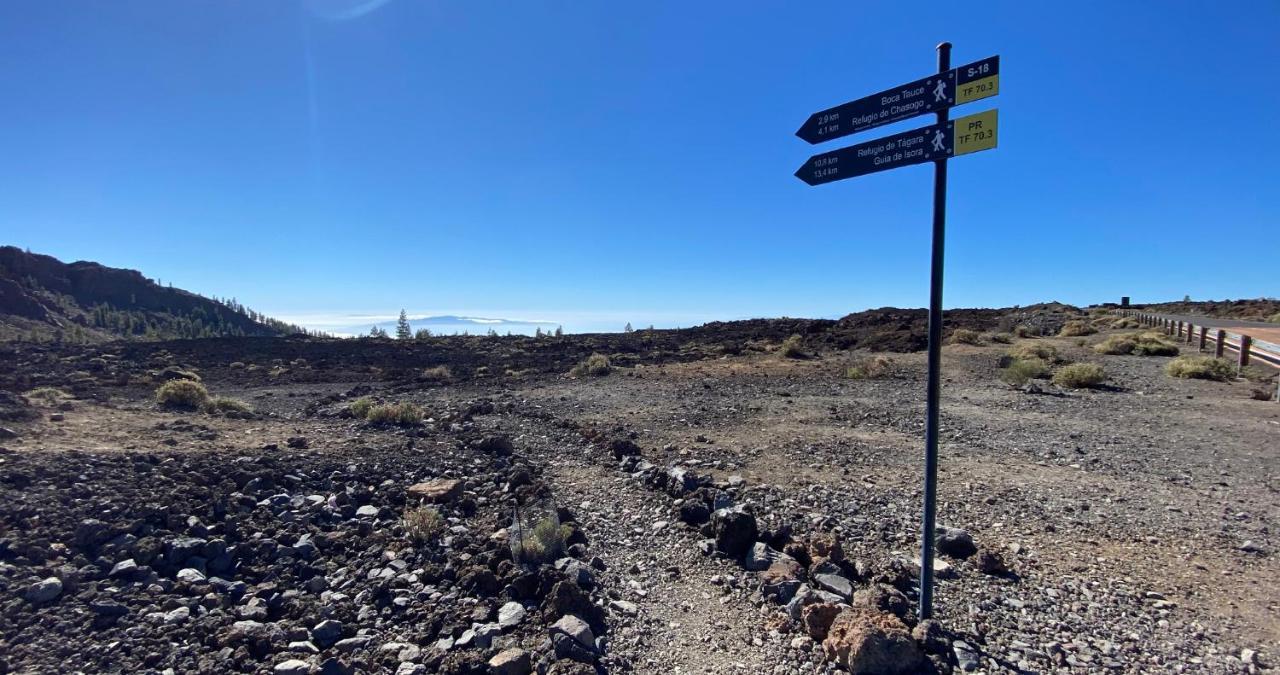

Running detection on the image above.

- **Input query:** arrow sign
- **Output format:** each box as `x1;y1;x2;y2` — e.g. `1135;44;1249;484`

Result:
795;56;999;145
795;109;997;186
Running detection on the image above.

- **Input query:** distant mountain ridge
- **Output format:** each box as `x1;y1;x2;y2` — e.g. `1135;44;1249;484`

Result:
0;246;309;342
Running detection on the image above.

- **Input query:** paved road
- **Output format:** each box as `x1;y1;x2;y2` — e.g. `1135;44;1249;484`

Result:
1135;312;1280;345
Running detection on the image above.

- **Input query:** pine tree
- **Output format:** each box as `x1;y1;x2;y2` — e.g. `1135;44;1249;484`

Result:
554;325;563;337
624;322;634;333
396;310;412;340
414;328;432;340
535;327;544;338
370;325;389;338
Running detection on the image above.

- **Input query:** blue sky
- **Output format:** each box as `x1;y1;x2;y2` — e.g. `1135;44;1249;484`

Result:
2;2;1277;333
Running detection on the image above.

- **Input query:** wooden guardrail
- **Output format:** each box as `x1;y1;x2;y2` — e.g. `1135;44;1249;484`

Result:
1114;310;1280;401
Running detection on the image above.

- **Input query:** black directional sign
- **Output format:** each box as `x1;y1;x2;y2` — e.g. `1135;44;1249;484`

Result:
795;56;999;145
795;110;997;186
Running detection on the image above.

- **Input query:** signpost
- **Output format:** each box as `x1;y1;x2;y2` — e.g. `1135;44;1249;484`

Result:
795;55;998;144
793;43;999;621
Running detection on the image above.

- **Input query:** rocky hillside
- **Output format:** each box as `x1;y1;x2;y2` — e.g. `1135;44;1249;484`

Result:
0;247;309;342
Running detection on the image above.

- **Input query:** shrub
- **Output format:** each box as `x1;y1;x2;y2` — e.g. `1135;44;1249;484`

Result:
571;353;613;376
25;387;70;405
511;514;572;565
1000;358;1050;386
987;333;1013;344
948;329;982;345
366;402;424;425
1269;312;1280;324
779;335;807;359
1166;356;1235;381
419;366;453;382
1058;320;1097;337
1013;325;1034;338
156;380;210;410
1008;342;1060;363
205;396;252;414
1110;317;1140;329
159;366;201;382
403;506;444;542
1093;333;1178;356
844;355;894;380
348;397;374;419
1052;363;1106;389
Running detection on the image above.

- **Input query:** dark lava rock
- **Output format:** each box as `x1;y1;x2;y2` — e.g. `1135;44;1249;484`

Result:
711;506;757;558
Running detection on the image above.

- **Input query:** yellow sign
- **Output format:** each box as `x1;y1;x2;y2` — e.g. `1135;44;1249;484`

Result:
956;73;999;105
953;109;997;156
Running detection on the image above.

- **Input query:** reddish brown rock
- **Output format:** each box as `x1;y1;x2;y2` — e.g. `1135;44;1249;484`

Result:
822;607;925;675
407;478;463;503
801;601;843;640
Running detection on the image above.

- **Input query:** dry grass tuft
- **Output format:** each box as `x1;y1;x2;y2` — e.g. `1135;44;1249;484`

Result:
155;380;210;410
844;355;894;380
366;402;424;425
948;329;982;345
1000;358;1051;386
403;506;444;542
1008;342;1061;363
1094;332;1178;356
512;514;572;565
1058;320;1097;337
205;396;252;415
1166;356;1235;381
1052;363;1106;389
25;387;70;405
419;365;453;382
571;353;613;376
348;397;374;419
778;335;807;359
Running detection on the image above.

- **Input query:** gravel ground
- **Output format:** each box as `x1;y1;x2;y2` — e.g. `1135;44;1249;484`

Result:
0;326;1276;674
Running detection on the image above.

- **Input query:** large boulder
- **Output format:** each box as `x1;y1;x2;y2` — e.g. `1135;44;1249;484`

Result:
488;648;532;675
549;615;596;664
744;542;793;572
407;479;463;504
822;608;925;675
711;506;757;558
935;526;977;559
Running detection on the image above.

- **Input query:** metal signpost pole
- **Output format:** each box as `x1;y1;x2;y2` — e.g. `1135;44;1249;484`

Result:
918;41;950;622
793;40;1000;621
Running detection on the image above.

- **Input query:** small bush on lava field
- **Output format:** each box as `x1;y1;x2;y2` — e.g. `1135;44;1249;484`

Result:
205;396;252;415
403;506;444;542
1269;312;1280;323
1109;317;1140;329
1008;342;1061;363
571;353;613;376
1052;363;1106;389
779;335;808;359
1094;332;1178;356
1166;356;1235;381
365;402;424;425
1013;325;1035;338
348;397;374;418
25;387;70;405
1058;320;1097;337
948;329;982;345
987;333;1013;344
999;358;1051;386
418;365;453;382
155;379;210;410
844;355;894;380
512;514;571;564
